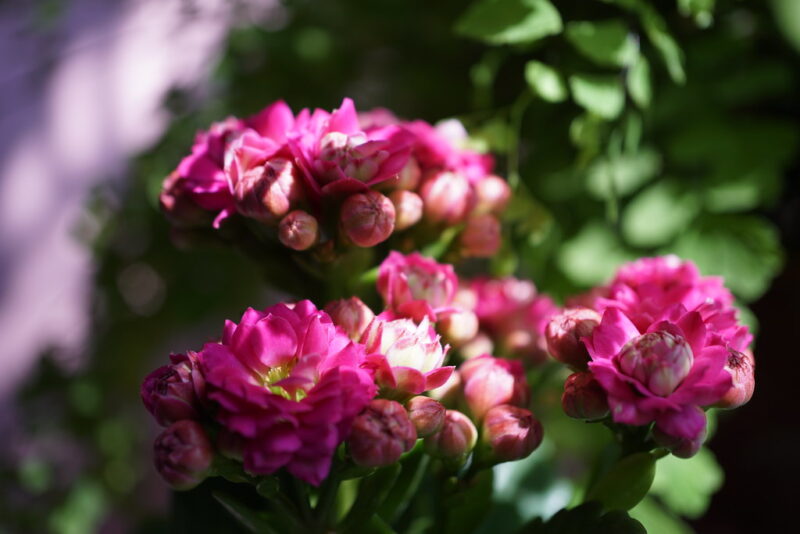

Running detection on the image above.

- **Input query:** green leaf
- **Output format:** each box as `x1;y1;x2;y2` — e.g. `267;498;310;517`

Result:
565;20;639;67
213;492;281;534
629;497;694;534
585;452;657;511
444;470;495;534
455;0;562;45
521;502;646;534
569;74;625;120
648;447;723;519
585;149;661;200
668;215;783;301
621;180;700;247
627;55;652;107
525;61;568;102
558;224;634;286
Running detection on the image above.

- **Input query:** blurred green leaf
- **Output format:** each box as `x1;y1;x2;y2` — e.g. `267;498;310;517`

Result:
621;180;700;247
213;492;281;534
585;452;656;511
49;480;106;534
569;74;625;120
627;55;652;107
455;0;562;45
629;497;694;534
771;0;800;54
557;224;634;286
444;470;494;534
668;215;783;301
525;61;568;102
586;149;661;200
521;502;646;533
649;447;723;519
565;20;639;67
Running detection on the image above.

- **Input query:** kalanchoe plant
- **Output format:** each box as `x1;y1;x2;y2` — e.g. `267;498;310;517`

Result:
144;94;758;533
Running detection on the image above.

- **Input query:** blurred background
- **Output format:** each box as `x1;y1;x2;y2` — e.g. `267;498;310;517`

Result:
0;0;798;532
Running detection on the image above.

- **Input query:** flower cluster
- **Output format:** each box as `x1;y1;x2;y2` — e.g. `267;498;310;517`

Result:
142;251;545;491
160;99;509;258
546;256;755;457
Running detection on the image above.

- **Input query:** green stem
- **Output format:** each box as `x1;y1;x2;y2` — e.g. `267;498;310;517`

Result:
507;91;533;191
314;471;341;532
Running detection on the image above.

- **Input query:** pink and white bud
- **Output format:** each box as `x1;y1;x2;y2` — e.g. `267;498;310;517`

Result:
561;372;609;420
618;332;694;397
716;348;755;409
460;355;530;421
546;308;602;370
325;297;375;341
233;158;302;223
459;333;495;360
424;409;478;461
473;175;511;215
459;214;501;258
390;190;423;231
428;370;462;406
436;308;479;348
340;191;396;247
141;353;203;427
480;405;543;463
381;157;422;191
279;210;319;251
154;420;213;490
348;399;417;468
406;396;446;438
420;171;473;225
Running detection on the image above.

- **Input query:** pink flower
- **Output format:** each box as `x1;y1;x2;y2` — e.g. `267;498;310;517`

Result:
404;120;494;184
377;251;458;322
584;307;733;452
168;117;245;227
288;98;413;202
197;301;376;485
460;355;530;421
360;316;453;398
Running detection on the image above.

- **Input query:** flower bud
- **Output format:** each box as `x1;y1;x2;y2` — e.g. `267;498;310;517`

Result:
159;172;210;228
546;308;601;370
406;396;446;438
325;297;375;341
473;175;511;215
154;420;213;490
381;157;422;191
459;214;501;258
279;210;319;251
348;399;417;468
233;158;302;223
461;355;529;421
424;409;477;461
716;348;755;409
561;372;609;420
141;353;202;427
389;190;423;231
436;308;479;347
480;405;543;463
618;332;693;397
420;171;472;225
428;370;462;406
340;191;396;247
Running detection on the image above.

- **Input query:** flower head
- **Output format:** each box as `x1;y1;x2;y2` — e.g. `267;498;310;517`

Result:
377;251;458;322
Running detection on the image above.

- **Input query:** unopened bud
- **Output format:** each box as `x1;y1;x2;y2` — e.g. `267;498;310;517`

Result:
234;158;302;223
473;175;511;215
459;333;495;360
424;409;477;462
154;420;213;490
141;353;202;427
279;210;319;251
348;399;417;468
340;191;396;247
459;214;501;258
406;396;446;438
546;308;601;370
561;372;609;420
420;171;472;225
480;405;543;463
716;349;755;409
382;157;421;191
436;308;479;347
428;370;462;406
389;190;423;231
325;297;375;341
461;355;529;421
619;332;693;397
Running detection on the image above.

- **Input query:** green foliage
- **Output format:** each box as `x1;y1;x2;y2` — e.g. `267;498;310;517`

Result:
585;452;657;511
565;20;639;67
520;502;646;534
648;448;724;519
456;0;562;45
525;61;568;102
568;74;625;120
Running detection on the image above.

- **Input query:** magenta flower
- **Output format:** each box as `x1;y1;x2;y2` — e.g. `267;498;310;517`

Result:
584;306;733;452
197;301;376;485
287;98;413;201
377;251;459;322
360;316;453;398
404;119;493;184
